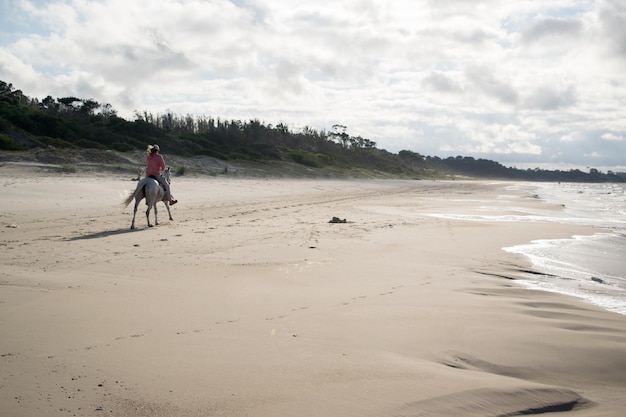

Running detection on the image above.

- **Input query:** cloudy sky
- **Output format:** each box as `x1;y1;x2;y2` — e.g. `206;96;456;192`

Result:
1;0;625;170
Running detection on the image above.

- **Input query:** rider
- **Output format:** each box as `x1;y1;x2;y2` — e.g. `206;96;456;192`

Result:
146;144;177;205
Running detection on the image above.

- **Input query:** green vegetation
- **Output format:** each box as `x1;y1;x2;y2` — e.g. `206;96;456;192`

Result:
287;150;330;168
59;164;77;173
1;80;623;182
0;133;23;150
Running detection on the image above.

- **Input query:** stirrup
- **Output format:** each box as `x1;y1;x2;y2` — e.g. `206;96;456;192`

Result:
169;200;178;206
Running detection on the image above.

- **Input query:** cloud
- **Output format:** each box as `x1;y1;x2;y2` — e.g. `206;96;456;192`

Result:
521;17;584;44
523;84;577;110
559;133;579;143
602;132;626;142
464;66;519;106
0;0;625;170
0;49;38;84
421;71;462;94
468;122;541;155
597;0;626;59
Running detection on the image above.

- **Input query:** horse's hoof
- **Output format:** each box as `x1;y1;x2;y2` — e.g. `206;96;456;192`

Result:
148;224;153;228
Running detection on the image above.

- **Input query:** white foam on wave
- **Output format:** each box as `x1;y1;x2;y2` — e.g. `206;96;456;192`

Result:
435;182;626;315
501;181;626;315
515;275;626;315
504;232;626;315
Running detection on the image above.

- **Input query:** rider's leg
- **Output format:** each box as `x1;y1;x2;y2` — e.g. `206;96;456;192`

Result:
166;185;177;205
164;182;177;203
155;176;173;201
163;182;173;201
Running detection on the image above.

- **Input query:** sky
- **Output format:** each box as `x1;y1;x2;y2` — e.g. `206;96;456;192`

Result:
1;0;625;171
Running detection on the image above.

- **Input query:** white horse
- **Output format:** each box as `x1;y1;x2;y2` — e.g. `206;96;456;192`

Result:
122;168;174;229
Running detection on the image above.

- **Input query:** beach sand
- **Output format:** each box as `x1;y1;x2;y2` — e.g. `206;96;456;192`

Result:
1;166;625;416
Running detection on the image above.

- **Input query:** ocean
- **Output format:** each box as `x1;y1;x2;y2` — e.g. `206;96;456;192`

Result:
433;182;626;316
503;182;626;316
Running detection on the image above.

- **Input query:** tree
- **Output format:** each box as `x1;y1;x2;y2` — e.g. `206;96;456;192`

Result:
349;135;376;155
80;99;99;115
0;81;26;105
99;103;117;119
330;124;349;147
41;95;58;112
57;96;81;112
0;81;14;96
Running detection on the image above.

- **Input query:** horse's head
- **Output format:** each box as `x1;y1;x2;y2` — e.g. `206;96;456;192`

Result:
163;167;171;184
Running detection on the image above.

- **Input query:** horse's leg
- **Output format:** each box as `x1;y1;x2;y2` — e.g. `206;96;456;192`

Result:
154;203;159;226
145;204;153;227
131;198;141;229
164;200;173;221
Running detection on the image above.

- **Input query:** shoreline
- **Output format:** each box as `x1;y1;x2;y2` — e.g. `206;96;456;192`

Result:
2;170;626;416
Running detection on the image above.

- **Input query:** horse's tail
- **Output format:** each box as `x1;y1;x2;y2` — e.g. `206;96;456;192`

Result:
122;182;145;209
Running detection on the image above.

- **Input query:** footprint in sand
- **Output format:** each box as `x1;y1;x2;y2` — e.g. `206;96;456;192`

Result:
215;318;240;325
176;329;204;335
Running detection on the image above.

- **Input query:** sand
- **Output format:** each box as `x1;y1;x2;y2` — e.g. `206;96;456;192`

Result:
1;165;626;417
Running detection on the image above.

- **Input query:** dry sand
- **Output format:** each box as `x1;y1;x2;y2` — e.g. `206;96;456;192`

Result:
1;165;626;416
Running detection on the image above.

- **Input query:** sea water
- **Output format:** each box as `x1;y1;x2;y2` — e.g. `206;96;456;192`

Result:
503;182;626;316
432;182;626;315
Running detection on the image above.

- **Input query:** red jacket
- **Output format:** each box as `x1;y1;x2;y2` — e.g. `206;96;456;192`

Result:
146;153;166;177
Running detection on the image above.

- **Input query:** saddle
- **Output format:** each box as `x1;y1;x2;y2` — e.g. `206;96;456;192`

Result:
148;175;165;191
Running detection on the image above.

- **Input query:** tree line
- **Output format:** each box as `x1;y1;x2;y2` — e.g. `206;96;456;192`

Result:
1;80;623;182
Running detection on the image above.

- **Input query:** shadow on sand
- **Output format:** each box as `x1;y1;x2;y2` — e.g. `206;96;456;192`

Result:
65;227;139;241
